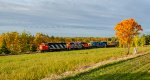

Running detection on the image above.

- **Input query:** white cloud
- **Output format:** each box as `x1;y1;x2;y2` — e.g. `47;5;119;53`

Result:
0;0;149;37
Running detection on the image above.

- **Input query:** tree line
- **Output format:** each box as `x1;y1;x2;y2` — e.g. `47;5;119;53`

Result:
0;31;109;55
0;31;149;55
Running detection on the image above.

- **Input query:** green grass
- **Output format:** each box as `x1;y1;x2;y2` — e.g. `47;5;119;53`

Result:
63;53;150;80
0;46;150;80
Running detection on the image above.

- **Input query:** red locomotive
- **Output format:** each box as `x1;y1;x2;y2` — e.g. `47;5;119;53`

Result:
39;43;49;52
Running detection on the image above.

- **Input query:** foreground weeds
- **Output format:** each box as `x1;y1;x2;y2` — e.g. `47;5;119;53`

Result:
63;53;150;80
0;46;150;80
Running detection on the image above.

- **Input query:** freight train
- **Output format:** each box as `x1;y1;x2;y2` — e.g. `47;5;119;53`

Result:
39;41;107;52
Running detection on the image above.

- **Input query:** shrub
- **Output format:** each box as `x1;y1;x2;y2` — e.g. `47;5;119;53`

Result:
30;44;37;52
1;39;11;54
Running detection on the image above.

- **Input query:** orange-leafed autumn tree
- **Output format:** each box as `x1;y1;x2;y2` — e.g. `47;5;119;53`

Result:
114;18;143;54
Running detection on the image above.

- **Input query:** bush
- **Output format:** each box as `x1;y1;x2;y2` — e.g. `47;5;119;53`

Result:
0;49;2;54
1;40;11;54
30;44;37;52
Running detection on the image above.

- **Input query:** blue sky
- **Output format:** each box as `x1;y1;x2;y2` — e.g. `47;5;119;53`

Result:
0;0;150;37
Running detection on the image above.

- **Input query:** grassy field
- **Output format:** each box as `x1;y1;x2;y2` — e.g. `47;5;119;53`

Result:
0;46;150;80
63;53;150;80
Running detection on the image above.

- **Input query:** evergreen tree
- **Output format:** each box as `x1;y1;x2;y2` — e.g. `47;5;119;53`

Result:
0;39;10;54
